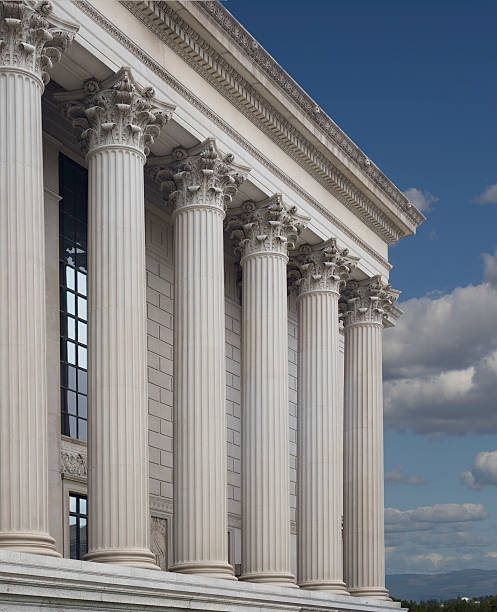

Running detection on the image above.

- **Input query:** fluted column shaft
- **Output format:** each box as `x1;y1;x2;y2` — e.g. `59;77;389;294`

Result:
172;204;232;578
241;251;294;586
56;69;174;569
297;290;347;592
85;146;157;569
167;140;247;579
343;322;386;597
292;240;357;592
342;277;399;599
0;1;76;556
228;196;307;588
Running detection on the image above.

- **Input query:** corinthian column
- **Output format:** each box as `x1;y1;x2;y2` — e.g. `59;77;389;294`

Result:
290;240;358;592
0;0;76;556
150;140;248;578
228;196;307;587
341;277;400;599
56;69;174;568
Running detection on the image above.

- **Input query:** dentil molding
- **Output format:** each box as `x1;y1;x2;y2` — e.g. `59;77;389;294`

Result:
122;0;424;242
70;0;394;270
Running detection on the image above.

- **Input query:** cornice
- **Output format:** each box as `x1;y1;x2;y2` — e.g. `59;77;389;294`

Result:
196;1;424;228
123;0;424;242
71;0;392;271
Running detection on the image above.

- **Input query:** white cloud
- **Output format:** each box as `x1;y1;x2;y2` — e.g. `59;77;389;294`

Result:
460;451;497;490
385;465;427;486
383;282;497;434
483;248;497;288
385;503;493;574
385;503;488;534
403;187;439;213
486;552;497;558
473;183;497;205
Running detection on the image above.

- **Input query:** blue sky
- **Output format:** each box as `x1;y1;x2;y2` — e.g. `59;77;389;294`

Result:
227;0;497;576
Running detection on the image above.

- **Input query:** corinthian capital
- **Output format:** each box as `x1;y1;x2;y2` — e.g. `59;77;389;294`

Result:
54;67;175;157
226;195;309;260
0;0;78;84
340;276;401;327
289;238;359;296
147;139;250;214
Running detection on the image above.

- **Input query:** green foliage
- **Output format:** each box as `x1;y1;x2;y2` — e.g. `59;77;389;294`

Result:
398;595;497;612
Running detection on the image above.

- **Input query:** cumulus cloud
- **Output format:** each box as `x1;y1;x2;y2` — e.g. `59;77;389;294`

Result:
383;281;497;434
385;503;488;534
473;183;497;205
403;187;439;213
460;451;497;490
385;503;494;574
483;248;497;287
385;465;427;486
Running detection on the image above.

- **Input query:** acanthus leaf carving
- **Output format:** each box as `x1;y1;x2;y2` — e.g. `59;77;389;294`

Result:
289;238;360;296
54;67;175;156
148;138;250;215
226;195;309;259
340;276;401;327
0;0;77;85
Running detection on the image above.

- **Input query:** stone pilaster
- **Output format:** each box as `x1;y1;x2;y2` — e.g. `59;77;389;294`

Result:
0;0;76;556
151;140;248;579
341;277;400;599
227;196;307;587
55;69;174;569
289;240;358;592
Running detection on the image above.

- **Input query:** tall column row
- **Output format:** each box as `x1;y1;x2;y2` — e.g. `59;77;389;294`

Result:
0;1;398;594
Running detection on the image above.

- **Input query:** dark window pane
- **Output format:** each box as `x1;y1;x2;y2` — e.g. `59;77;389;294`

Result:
68;415;77;438
61;412;70;437
67;390;77;415
78;418;87;442
68;366;77;390
78;370;87;395
78;395;87;419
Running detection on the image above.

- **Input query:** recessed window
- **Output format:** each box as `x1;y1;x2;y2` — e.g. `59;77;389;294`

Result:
69;493;88;560
59;154;88;441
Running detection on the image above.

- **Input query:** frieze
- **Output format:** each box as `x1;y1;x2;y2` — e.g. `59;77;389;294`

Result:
122;0;424;242
72;0;392;270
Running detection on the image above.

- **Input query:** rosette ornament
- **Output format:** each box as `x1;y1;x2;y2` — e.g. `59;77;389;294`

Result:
55;67;175;157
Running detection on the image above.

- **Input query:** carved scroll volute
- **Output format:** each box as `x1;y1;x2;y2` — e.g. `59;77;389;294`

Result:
0;0;78;85
54;67;175;157
226;194;309;260
289;238;360;297
340;275;401;327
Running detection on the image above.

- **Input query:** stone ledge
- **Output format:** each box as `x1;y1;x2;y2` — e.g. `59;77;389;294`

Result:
0;551;403;611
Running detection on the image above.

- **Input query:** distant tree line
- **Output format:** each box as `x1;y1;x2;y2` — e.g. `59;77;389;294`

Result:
399;595;497;612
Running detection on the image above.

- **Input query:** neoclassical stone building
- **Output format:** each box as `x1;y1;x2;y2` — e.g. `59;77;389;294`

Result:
0;1;424;610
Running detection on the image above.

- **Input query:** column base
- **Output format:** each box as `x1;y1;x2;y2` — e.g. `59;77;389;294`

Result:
84;548;160;570
0;532;61;557
239;572;298;588
170;561;237;580
299;580;349;594
349;586;391;600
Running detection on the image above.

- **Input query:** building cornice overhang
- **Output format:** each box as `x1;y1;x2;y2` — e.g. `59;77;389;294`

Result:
121;0;425;244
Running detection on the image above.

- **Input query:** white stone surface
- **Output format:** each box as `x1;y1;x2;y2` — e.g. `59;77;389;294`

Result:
168;140;247;579
228;196;307;587
54;68;173;569
292;240;358;593
0;551;404;611
342;278;400;599
0;0;76;557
